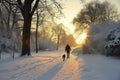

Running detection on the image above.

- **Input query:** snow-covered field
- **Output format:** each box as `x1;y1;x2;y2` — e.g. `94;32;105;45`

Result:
0;51;120;80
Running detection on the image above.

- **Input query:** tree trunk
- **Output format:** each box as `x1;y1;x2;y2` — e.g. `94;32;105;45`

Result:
35;21;38;53
21;14;32;56
35;10;39;53
56;34;60;50
16;0;40;56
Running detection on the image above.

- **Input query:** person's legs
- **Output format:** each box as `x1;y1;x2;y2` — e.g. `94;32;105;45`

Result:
67;52;70;58
67;53;69;58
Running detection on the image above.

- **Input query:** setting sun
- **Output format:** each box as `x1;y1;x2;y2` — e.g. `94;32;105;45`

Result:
76;33;87;44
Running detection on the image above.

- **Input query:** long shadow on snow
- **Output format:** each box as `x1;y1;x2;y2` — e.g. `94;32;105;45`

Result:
37;61;66;80
9;56;62;79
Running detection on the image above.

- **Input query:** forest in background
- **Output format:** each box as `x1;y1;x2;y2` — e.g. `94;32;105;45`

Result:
0;0;120;57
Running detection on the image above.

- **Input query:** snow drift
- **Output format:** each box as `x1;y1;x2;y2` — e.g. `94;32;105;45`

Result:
85;21;120;55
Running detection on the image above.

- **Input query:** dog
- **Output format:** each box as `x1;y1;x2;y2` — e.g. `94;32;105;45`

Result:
62;54;66;61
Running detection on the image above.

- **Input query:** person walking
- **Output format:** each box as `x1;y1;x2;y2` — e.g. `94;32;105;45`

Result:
65;44;71;58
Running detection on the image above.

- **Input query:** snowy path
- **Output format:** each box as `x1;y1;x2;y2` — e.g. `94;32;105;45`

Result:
0;51;82;80
52;54;82;80
1;51;120;80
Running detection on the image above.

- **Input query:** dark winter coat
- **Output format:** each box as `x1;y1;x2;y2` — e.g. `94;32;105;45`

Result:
65;44;71;53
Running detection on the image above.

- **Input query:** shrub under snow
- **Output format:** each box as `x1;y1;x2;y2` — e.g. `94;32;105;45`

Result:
104;27;120;56
86;21;120;56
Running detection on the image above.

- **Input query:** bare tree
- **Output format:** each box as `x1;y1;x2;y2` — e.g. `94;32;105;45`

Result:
0;0;17;37
35;7;45;53
56;24;64;50
38;22;66;50
52;23;66;50
0;0;63;56
16;0;40;56
0;0;21;54
73;0;120;32
3;0;62;56
34;0;63;53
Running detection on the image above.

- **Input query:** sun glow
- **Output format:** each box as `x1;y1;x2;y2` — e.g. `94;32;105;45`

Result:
76;33;87;44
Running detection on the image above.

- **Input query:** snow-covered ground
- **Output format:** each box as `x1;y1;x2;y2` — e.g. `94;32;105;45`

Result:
0;51;120;80
78;54;120;80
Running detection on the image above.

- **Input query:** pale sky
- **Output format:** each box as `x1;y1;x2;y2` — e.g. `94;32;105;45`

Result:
57;0;82;34
57;0;120;34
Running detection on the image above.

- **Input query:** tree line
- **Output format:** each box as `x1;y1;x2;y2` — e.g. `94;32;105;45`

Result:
73;0;120;33
0;0;78;57
73;0;120;56
0;0;58;56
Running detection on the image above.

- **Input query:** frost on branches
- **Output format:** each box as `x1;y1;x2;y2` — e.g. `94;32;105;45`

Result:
105;27;120;56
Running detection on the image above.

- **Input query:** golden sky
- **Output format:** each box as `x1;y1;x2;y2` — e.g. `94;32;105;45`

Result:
57;0;120;34
57;0;82;34
56;0;120;44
